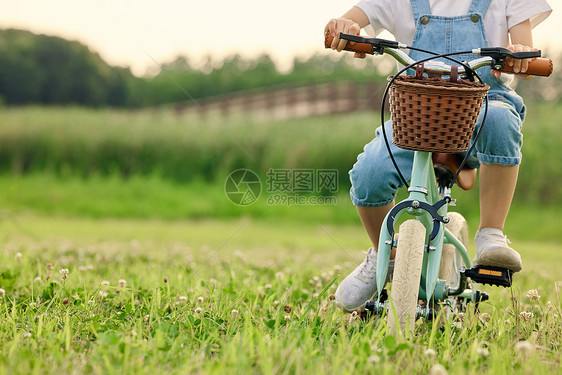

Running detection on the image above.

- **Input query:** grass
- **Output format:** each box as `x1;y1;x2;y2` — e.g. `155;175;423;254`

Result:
1;101;561;205
0;214;561;374
1;172;561;244
0;101;561;373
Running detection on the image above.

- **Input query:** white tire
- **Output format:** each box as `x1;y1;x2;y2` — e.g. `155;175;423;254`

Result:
439;212;469;289
387;219;426;337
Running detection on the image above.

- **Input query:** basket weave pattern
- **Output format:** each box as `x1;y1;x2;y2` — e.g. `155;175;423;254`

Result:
389;76;489;153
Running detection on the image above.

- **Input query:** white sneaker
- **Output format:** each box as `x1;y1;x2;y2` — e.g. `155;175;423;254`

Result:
335;248;394;313
474;228;522;272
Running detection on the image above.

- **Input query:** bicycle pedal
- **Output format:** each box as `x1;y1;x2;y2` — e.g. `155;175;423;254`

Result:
461;265;514;287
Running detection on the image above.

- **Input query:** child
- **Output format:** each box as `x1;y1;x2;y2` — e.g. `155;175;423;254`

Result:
325;0;552;312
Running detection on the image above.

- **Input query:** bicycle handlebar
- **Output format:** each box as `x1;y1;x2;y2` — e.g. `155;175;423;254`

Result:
324;32;553;77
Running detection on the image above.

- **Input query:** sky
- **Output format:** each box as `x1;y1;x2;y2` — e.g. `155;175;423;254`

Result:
0;0;559;76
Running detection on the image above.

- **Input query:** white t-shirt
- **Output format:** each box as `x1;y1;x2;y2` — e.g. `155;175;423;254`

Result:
356;0;552;48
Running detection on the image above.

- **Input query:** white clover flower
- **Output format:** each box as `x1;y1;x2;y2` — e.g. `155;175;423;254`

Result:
476;347;489;357
101;280;110;286
0;288;5;298
197;296;204;304
519;311;534;322
526;289;541;302
273;300;280;307
209;278;217;287
15;252;22;262
424;348;437;358
264;284;272;290
453;322;463;329
59;269;69;280
275;272;285;280
23;332;31;338
348;310;359;324
118;279;127;288
230;309;239;319
194;307;203;314
34;276;42;283
284;315;291;321
368;354;381;363
429;364;448;375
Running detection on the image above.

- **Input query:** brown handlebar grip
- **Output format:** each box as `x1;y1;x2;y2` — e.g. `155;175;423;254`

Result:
500;58;553;77
324;32;374;55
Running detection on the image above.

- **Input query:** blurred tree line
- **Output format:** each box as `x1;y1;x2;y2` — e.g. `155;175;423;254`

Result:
0;28;383;107
0;28;559;107
0;29;136;106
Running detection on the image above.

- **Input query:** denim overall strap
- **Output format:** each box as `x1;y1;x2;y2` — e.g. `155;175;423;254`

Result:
467;0;492;18
408;0;503;89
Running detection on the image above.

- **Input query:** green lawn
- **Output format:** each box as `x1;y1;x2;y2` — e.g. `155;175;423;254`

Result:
0;101;561;373
0;213;560;374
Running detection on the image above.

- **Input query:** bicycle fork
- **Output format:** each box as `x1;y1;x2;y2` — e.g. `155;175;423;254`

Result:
374;151;475;306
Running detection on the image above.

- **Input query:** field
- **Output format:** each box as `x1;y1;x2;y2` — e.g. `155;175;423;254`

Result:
0;103;561;374
1;214;561;374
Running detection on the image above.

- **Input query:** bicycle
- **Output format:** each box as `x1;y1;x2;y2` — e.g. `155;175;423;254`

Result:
325;32;553;336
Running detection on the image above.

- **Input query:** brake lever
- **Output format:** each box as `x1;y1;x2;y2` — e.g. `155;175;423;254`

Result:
477;47;541;70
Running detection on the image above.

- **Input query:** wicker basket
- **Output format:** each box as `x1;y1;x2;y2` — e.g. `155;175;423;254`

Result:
388;75;489;153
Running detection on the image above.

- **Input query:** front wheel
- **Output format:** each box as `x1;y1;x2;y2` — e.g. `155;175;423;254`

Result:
387;219;426;337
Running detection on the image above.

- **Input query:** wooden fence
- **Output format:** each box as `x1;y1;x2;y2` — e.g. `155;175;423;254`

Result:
171;81;387;119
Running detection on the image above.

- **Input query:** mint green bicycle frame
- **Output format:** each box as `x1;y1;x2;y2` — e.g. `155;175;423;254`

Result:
374;150;476;308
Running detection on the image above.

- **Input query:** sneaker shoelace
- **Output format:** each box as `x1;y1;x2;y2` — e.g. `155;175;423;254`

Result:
356;250;377;283
490;233;512;246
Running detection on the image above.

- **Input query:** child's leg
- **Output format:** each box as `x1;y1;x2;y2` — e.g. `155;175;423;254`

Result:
471;93;526;272
336;121;413;311
475;164;523;271
356;204;397;259
479;164;519;231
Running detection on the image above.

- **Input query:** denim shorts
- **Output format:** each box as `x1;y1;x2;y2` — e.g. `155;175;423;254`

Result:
349;87;526;207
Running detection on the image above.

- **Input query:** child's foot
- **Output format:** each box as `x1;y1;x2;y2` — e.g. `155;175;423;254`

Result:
474;228;522;272
334;248;394;312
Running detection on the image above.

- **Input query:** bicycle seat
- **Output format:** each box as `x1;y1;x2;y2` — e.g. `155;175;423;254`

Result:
433;153;477;190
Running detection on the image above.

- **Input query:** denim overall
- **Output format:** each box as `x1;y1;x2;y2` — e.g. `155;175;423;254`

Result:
349;0;527;207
